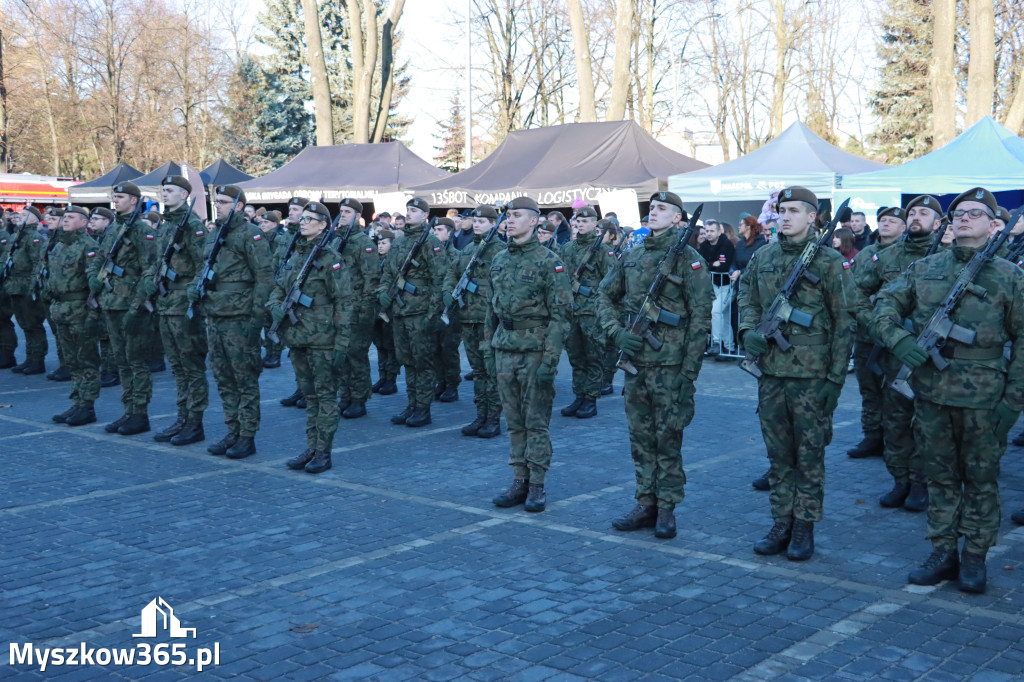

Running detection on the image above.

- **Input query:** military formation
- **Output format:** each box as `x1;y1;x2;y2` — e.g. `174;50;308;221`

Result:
4;181;1024;596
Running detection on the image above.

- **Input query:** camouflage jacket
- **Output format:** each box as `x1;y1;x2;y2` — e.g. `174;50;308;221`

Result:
46;229;100;319
849;239;895;342
737;231;858;385
266;236;352;352
855;232;931;354
441;234;505;324
376;221;446;318
191;212;273;318
267;226;294;276
872;245;1024;410
485;233;571;360
560;230;616;317
2;224;47;296
597;226;712;376
332;227;379;311
142;203;207;315
86;211;158;311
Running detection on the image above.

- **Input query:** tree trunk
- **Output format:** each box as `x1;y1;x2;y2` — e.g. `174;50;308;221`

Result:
566;0;596;122
606;0;633;120
371;0;406;143
931;0;956;146
965;0;994;126
346;0;378;144
769;0;788;137
301;0;334;146
1004;66;1024;134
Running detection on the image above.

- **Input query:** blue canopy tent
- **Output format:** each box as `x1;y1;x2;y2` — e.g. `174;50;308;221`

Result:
200;159;254;187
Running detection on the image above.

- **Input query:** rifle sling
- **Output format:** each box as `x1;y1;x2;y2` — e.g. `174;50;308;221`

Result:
938;345;1005;361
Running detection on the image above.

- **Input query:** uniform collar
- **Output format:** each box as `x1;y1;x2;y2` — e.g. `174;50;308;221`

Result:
507;234;540;254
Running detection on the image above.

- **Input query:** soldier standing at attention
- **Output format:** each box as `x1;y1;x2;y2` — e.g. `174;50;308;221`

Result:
268;201;352;474
87;182;158;435
42;208;70;382
0;214;17;369
598;192;712;538
260;210;290;370
187;185;273;459
142;176;209;446
873;187;1024;594
485;197;572;513
279;197;309;405
377;197;446;427
560;209;616;420
738;186;857;561
333;198;381;419
3;206;48;374
442;205;505;438
371;230;400;395
431;217;463;402
47;206;102;426
87;207;119;387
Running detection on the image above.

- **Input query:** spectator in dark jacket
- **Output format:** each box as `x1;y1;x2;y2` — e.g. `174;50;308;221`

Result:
549;211;571;246
699;220;737;354
850;211;875;251
731;216;767;283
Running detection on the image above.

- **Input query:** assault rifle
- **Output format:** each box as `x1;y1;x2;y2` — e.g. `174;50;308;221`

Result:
144;198;197;313
890;207;1023;399
0;225;25;287
379;218;436;323
616;204;704;376
87;200;144;309
740;197;851;379
439;208;507;325
1006;230;1024;266
329;209;360;255
187;205;236;319
571;223;614;301
265;219;338;344
275;229;301;281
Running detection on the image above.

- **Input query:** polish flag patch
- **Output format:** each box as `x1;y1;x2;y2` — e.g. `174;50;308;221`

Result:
332;262;342;270
0;239;6;245
87;251;96;258
608;251;615;256
691;261;702;270
145;234;154;240
555;264;564;273
842;261;850;270
871;253;879;262
253;234;262;241
195;230;204;237
32;239;40;243
433;246;442;252
365;247;374;253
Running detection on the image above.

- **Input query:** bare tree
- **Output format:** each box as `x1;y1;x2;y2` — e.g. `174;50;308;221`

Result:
606;0;634;120
301;0;334;145
965;0;995;124
566;0;596;122
931;0;956;146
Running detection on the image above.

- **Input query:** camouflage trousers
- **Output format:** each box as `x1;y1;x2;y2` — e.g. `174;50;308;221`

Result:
915;399;1005;554
10;294;48;363
602;338;618;386
853;341;883;438
435;316;462;390
99;328;113;375
372;318;400;381
881;379;923;485
146;311;164;363
104;309;152;413
623;364;693;509
338;306;375;403
48;312;65;368
160;313;209;420
0;293;16;358
291;346;340;451
496;350;556;485
392;313;437;411
52;307;100;408
207;315;263;436
565;313;605;400
463;322;501;418
758;376;831;523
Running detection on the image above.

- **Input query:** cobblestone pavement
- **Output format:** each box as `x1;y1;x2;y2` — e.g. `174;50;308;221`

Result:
2;332;1024;681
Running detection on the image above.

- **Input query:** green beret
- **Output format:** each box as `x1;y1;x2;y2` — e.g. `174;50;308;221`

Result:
949;187;998;215
995;206;1012;224
46;207;65;218
65;205;90;219
507;196;540;213
91;207;115;221
434;217;455;229
471;205;498;220
877;206;905;222
538;220;555;233
264;210;282;223
288;197;309;208
216;184;246;204
575;206;598;219
340;198;363;213
596;219;617;232
649;191;684;214
304;201;331;222
905;194;942;216
406;197;430;212
112;181;141;198
161;175;192;193
23;206;43;221
144;211;162;224
777;186;817;211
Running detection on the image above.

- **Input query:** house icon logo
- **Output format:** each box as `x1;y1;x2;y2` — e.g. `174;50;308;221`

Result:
133;597;197;638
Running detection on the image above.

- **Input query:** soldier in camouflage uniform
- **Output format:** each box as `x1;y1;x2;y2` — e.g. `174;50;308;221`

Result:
856;198;941;512
597;193;712;538
278;197;309;407
332;198;380;419
739;186;858;561
141;175;210;446
442;205;505;438
431;217;463;402
42;208;71;381
87;207;119;388
872;187;1024;594
485;197;572;513
600;226;626;395
187;185;274;459
268;201;352;474
3;206;49;374
45;207;102;426
560;209;616;419
0;214;17;368
372;231;400;395
377;197;446;427
259;210;291;369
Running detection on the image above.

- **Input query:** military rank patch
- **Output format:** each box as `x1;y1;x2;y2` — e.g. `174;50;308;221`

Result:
332;263;341;270
253;234;262;241
555;264;564;273
87;251;96;257
691;262;702;269
433;246;442;252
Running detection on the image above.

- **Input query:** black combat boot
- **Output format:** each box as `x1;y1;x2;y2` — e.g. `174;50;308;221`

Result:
753;521;793;555
378;378;398;395
654;508;677;539
118;413;150;436
600;382;613;396
342;402;366;419
52;406;76;424
903;483;928;512
879;481;911;508
19;360;45;375
1011;508;1024;525
263;352;281;369
405;408;431;427
958;550;987;594
575;398;597;419
104;414;130;433
226;436;256;459
433;383;445;401
280;389;303;406
476;416;502;439
493;479;529;507
391;406;413;425
611;504;657;531
100;371;120;387
304;450;332;474
787;520;814;561
153;414;187;443
464;370;475;381
48;366;71;382
560;396;584;417
147;358;166;373
295;396;307;409
372;378;385;393
847;434;883;458
65;406;96;427
207;432;238;456
286;449;316;470
0;354;15;369
462;411;487;436
337;397;351;413
752;469;770;491
908;548;959;586
439;387;459;403
1012;431;1024;447
524;483;546;512
170;419;205;446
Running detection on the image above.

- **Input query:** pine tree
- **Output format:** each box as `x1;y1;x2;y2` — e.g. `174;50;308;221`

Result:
433;92;466;172
868;0;934;163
